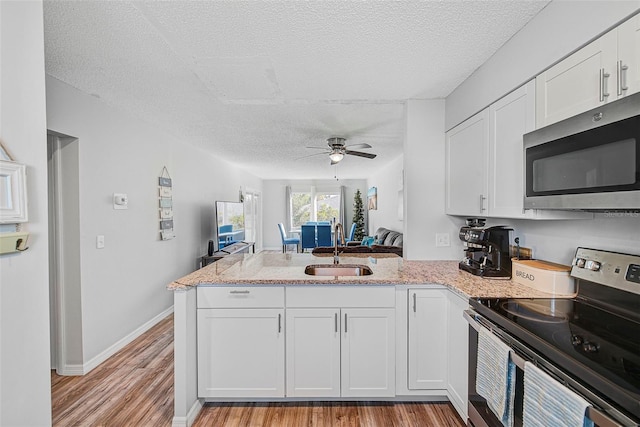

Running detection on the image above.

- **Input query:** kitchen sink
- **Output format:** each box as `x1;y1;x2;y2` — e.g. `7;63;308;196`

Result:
304;264;373;276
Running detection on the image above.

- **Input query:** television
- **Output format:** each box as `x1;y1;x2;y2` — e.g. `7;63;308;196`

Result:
214;201;245;251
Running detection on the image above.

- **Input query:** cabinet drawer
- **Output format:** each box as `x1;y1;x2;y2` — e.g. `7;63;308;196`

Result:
197;286;284;308
287;286;395;308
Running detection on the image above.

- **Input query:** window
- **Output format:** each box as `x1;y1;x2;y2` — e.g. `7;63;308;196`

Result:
315;192;340;222
291;191;311;229
289;187;341;230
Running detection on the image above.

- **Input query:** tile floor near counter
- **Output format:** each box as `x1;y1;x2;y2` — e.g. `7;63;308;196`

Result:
51;313;464;427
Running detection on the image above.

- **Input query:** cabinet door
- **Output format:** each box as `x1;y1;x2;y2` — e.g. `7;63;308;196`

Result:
197;308;284;398
488;80;536;219
285;308;341;397
408;289;447;390
445;109;490;216
536;30;617;128
447;291;469;421
341;308;395;397
618;13;640;98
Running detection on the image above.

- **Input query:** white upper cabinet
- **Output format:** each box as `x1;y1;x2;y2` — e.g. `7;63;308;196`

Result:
536;14;640;128
488;80;536;218
618;13;640;97
445;109;490;216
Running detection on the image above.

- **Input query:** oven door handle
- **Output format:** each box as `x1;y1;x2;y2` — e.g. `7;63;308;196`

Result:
463;309;481;332
464;309;628;427
464;309;528;369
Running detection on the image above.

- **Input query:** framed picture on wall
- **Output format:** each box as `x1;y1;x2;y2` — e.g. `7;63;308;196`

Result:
0;160;28;223
367;187;377;210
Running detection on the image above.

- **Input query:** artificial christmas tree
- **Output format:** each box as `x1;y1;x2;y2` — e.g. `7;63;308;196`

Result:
352;189;366;241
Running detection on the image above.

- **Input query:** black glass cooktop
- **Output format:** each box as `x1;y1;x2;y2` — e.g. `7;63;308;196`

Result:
470;296;640;420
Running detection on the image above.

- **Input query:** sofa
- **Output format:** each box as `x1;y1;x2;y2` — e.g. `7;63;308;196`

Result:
312;227;403;257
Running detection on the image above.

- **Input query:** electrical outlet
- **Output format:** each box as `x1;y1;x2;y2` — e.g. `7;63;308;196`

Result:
435;233;450;247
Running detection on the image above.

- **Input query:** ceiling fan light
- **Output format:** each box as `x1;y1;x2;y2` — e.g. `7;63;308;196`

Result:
329;152;344;162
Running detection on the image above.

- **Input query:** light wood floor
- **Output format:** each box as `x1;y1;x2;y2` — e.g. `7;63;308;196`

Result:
52;314;465;427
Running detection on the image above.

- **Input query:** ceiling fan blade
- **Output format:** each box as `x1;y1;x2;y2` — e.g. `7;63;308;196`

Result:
305;146;330;150
344;143;372;150
345;150;377;159
296;152;328;160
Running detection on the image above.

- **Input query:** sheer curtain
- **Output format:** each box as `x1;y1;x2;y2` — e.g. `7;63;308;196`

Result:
339;185;346;227
285;185;292;231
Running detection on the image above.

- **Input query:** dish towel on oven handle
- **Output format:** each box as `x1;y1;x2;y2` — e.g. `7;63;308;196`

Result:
523;361;594;427
477;327;516;427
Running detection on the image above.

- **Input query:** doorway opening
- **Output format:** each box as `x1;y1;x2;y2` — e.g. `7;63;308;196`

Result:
47;131;83;375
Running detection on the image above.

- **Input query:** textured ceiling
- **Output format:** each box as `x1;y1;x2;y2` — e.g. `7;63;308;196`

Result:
43;0;549;179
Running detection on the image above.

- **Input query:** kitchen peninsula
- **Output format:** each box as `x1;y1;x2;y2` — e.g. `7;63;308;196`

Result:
169;252;547;427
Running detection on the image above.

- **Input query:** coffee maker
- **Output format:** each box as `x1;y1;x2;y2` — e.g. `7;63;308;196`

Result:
458;219;512;278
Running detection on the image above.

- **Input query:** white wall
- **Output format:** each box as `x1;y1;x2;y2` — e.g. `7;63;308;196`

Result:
262;179;367;250
403;100;460;261
445;2;640;264
0;1;53;425
366;156;404;236
46;77;262;369
446;1;640;130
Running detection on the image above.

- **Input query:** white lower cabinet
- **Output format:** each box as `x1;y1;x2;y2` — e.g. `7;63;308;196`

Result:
286;308;341;397
446;291;469;420
197;308;285;398
407;289;448;390
286;287;396;398
341;308;396;397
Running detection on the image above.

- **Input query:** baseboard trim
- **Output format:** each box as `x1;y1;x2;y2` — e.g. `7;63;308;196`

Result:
80;306;174;375
57;364;85;376
172;399;203;427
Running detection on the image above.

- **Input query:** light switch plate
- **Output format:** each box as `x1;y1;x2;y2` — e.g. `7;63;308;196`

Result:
96;235;105;249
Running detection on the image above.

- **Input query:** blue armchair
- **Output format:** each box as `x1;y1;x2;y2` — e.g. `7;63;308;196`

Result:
277;223;300;253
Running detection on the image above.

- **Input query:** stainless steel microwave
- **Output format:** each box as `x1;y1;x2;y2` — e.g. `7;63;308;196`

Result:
524;92;640;211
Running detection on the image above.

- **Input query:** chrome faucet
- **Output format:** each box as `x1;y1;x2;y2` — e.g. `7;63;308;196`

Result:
333;222;345;264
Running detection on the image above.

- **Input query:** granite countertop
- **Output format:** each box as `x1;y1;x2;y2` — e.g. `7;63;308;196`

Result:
167;252;550;299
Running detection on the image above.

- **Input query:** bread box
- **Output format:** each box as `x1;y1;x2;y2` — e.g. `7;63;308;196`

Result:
511;258;575;296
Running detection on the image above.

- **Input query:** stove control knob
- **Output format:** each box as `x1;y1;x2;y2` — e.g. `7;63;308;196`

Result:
573;258;586;268
585;260;601;271
582;342;599;353
571;335;583;346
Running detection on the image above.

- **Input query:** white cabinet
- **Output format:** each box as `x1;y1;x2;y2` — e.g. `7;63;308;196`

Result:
197;308;285;398
536;14;640;128
445;109;489;216
286;308;341;397
618;13;640;97
536;31;617;128
487;80;536;218
341;308;396;397
286;287;396;398
408;289;448;390
196;286;285;398
446;291;469;420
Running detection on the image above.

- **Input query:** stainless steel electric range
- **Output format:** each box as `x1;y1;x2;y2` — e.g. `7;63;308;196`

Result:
466;247;640;427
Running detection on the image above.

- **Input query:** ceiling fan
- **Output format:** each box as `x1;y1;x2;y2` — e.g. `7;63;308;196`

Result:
306;137;377;165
